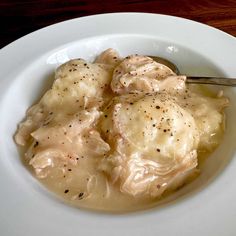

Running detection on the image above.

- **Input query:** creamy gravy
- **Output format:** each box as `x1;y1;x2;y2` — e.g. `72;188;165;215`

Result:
15;49;228;212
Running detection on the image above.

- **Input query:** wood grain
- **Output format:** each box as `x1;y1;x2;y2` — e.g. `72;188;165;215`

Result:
1;0;236;48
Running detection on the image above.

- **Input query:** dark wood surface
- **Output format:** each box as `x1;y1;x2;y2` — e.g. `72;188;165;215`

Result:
1;0;236;49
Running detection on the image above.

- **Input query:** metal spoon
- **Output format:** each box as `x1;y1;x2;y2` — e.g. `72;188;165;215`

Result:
149;56;236;86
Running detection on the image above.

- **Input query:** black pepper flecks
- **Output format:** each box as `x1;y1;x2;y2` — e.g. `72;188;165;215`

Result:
156;184;161;189
33;141;39;148
78;192;84;199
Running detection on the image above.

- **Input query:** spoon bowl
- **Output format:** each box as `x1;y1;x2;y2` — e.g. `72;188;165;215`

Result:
149;56;180;75
149;56;236;86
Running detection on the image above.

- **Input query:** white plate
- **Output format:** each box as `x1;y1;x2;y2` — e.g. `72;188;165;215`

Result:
0;13;236;236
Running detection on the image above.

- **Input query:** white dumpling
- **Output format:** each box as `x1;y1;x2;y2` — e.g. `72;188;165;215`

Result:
42;58;113;112
100;92;200;197
176;89;229;150
15;59;112;146
111;55;186;94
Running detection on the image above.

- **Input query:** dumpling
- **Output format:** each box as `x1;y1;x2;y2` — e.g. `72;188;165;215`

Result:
99;92;200;197
175;89;229;150
15;58;113;146
111;55;186;94
42;58;113;112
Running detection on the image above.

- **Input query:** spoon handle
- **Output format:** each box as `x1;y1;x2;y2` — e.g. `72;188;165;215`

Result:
186;76;236;86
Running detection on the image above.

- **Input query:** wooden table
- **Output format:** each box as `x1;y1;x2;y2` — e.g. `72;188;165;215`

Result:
1;0;236;48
